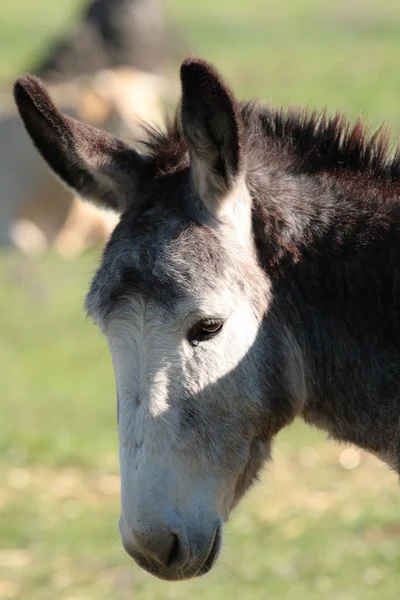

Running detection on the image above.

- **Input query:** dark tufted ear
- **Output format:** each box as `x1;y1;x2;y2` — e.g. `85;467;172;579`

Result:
180;58;246;216
14;75;148;212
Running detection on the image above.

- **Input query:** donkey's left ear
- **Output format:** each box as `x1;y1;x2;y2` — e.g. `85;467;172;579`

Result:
14;76;148;213
180;58;246;217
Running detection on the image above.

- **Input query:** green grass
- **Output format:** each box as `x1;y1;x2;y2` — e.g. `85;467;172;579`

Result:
1;0;400;598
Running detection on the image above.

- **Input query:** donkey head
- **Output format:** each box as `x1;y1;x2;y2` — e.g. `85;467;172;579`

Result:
14;59;303;580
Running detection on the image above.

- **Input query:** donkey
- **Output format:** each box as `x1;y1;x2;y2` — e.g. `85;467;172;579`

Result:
14;58;400;581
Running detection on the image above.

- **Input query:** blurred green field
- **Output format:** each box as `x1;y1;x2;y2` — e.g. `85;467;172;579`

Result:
1;0;400;599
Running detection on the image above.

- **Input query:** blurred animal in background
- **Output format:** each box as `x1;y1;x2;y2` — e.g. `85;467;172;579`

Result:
32;0;177;81
1;0;180;257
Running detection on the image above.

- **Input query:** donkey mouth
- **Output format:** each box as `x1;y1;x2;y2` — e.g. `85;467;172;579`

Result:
122;520;222;581
195;522;222;577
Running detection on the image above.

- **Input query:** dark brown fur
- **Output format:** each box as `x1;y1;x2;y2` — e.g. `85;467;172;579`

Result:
14;57;400;581
14;60;400;474
141;95;400;470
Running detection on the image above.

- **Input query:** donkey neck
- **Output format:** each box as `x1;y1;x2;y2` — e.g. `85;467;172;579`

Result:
251;161;400;469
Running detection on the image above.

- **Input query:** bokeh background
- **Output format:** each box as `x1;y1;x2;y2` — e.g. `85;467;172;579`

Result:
1;1;400;599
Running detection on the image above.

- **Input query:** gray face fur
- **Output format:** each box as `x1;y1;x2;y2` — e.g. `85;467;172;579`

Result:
85;175;275;579
13;58;304;580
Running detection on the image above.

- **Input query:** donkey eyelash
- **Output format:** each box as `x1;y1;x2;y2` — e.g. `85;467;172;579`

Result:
187;319;224;346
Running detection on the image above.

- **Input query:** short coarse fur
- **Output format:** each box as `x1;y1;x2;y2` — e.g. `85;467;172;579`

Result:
14;59;400;470
13;58;400;582
15;59;400;468
107;86;400;470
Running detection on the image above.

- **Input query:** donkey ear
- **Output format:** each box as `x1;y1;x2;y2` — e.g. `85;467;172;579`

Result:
180;58;246;217
14;76;147;212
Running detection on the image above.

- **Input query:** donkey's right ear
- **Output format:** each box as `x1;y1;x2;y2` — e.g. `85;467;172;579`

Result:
14;76;148;212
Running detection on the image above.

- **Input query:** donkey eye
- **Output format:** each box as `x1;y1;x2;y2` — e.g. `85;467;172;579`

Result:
188;319;224;345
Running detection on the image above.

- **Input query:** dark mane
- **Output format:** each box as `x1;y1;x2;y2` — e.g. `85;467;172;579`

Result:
141;102;400;184
141;113;189;176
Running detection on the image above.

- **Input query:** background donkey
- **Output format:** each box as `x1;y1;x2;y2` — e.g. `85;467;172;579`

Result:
14;57;400;581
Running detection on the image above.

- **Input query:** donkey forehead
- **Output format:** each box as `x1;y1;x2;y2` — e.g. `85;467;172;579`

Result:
86;210;243;325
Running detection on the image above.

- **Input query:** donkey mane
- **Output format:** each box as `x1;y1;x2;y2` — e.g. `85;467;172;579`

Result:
142;102;400;185
141;113;190;175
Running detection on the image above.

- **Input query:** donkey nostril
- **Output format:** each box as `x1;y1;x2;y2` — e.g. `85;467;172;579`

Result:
121;524;187;571
166;533;181;567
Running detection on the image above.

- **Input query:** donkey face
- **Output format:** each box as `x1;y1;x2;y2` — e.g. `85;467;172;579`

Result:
14;59;302;580
89;207;272;580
